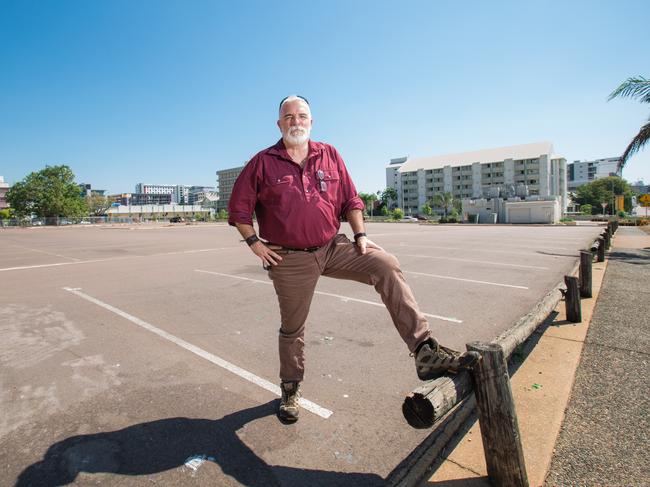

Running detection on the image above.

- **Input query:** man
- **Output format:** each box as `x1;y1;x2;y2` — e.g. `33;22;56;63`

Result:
228;95;478;423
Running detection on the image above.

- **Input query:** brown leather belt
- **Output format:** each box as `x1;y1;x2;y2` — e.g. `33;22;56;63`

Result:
281;246;321;252
267;242;322;253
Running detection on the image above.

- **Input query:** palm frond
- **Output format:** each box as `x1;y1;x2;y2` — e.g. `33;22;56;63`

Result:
608;76;650;104
620;119;650;167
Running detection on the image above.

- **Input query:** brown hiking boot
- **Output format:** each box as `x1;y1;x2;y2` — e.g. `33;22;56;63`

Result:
414;338;480;381
278;381;301;423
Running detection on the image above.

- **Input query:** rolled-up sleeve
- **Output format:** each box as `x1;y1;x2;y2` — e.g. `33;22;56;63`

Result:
228;158;258;227
331;147;365;217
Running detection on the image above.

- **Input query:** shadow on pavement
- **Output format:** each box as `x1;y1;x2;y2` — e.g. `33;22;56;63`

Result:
606;249;650;265
16;401;384;487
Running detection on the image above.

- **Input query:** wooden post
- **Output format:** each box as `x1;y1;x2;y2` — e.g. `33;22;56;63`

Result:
579;250;592;298
564;275;581;322
604;228;611;250
467;342;529;487
597;237;605;262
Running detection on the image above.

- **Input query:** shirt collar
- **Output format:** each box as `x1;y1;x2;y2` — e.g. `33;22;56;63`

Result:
267;138;324;160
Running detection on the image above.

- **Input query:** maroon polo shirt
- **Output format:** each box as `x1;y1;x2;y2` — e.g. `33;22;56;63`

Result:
228;139;365;249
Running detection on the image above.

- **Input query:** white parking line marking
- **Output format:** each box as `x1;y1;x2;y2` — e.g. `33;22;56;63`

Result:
404;270;529;289
399;254;549;270
395;243;576;257
194;269;463;323
0;260;105;272
12;245;82;261
0;247;240;272
62;287;333;419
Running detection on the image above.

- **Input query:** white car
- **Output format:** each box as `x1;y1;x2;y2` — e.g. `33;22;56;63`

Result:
401;216;418;222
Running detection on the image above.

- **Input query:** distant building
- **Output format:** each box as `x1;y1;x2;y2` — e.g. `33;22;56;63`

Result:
79;183;106;197
389;141;568;215
135;183;177;201
567;157;622;190
135;183;208;205
188;186;216;205
108;193;173;206
106;204;211;222
630;179;649;195
0;176;9;209
384;157;407;210
216;165;245;211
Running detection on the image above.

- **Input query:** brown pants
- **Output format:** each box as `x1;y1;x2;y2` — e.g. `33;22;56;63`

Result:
268;234;431;382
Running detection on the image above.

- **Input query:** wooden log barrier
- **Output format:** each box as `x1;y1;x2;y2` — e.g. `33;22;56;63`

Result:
564;275;581;323
467;342;529;487
597;236;606;262
605;228;611;250
402;372;474;428
579;250;593;298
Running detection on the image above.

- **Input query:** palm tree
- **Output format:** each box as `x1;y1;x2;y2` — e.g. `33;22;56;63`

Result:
431;192;454;218
608;76;650;168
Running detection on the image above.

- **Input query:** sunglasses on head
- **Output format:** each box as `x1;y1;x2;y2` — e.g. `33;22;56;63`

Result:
279;95;310;111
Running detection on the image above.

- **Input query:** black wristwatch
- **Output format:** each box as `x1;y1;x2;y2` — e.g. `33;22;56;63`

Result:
353;232;367;243
245;234;260;246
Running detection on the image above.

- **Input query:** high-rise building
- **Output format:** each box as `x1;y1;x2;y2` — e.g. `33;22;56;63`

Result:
0;176;9;209
216;165;245;210
567;157;622;190
188;186;216;205
135;183;195;204
389;142;567;214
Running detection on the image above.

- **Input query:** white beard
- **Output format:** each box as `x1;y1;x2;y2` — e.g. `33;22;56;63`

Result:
283;126;310;146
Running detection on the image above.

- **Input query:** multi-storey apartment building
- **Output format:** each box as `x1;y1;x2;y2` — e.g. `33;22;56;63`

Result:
0;176;9;209
388;142;567;214
108;193;173;206
134;183;195;204
216;165;245;211
567;157;622;190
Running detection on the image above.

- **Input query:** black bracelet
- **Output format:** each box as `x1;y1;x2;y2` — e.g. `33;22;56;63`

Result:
353;232;367;243
245;234;260;246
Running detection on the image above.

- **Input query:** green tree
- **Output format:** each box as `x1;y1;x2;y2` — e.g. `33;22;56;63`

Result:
358;192;378;217
431;192;454;218
6;165;87;220
421;202;433;217
217;209;228;220
380;187;398;211
86;194;111;216
608;76;650;168
391;208;404;220
574;177;634;215
580;204;593;215
0;208;13;219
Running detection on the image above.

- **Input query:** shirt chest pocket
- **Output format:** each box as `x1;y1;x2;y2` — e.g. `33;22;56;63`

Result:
261;174;295;206
316;170;340;197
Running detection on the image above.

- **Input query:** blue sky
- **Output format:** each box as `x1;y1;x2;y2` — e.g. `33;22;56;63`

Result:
1;0;649;194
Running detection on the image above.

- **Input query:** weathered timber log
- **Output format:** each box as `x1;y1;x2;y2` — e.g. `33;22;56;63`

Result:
467;342;529;487
597;236;606;262
564;275;581;322
579;250;593;298
605;228;611;250
590;239;600;253
402;372;474;428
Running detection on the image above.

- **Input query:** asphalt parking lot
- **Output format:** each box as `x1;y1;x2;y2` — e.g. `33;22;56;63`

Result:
0;222;602;486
